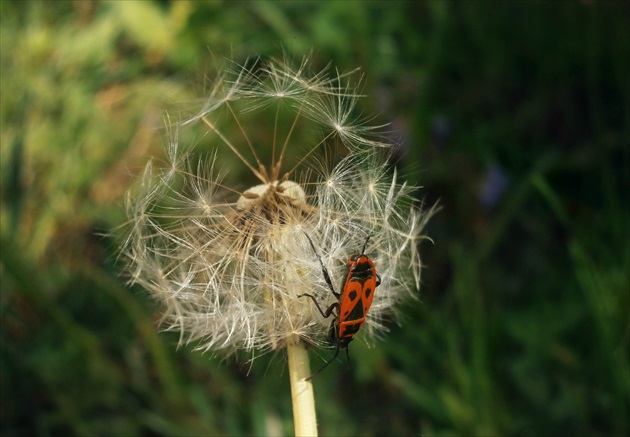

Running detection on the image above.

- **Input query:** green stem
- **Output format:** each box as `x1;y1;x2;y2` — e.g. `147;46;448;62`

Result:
287;335;318;436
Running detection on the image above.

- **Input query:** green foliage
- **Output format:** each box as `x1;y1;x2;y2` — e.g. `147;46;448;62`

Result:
1;1;627;435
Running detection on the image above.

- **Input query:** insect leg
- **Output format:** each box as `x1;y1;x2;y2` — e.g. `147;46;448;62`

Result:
327;317;337;343
307;341;341;381
297;294;339;319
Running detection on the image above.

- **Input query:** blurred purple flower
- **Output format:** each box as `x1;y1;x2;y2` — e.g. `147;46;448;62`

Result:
478;164;509;210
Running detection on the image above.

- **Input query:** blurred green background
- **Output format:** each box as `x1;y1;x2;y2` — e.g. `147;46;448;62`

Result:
1;1;628;436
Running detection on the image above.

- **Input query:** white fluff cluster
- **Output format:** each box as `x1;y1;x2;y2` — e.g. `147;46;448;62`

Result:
122;56;432;358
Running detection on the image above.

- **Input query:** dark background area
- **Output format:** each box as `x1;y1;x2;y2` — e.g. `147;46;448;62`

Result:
1;1;628;435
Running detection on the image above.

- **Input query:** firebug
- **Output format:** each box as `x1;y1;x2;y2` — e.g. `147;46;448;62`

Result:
299;233;381;379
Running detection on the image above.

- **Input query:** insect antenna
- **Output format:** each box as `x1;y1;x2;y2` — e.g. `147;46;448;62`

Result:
303;232;339;298
361;235;371;254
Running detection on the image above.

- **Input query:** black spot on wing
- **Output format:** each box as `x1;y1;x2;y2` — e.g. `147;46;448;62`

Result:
348;290;358;301
364;287;372;298
345;299;365;321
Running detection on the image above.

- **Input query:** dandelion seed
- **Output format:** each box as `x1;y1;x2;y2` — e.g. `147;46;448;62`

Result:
121;55;433;435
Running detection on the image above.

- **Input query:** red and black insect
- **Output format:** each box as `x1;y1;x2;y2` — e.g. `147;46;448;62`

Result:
299;234;381;379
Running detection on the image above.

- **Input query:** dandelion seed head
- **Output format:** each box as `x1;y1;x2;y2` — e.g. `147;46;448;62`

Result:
121;56;433;360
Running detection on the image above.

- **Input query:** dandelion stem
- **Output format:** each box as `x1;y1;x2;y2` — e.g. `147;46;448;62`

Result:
287;335;318;436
